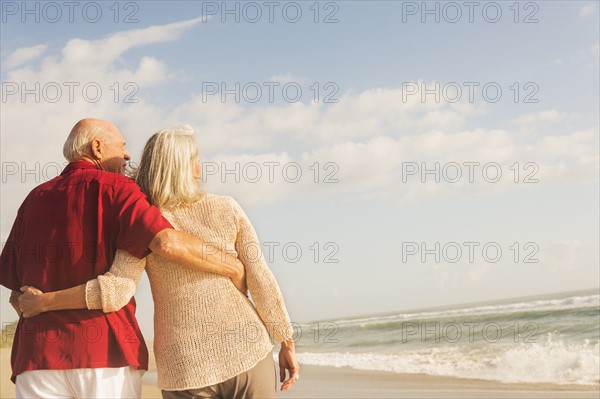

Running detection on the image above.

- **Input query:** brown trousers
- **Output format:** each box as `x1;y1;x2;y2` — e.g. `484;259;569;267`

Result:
161;353;277;399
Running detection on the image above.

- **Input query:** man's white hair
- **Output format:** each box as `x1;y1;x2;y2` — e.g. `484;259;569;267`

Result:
63;122;114;162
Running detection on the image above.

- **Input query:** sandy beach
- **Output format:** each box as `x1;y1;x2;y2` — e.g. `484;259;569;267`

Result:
276;365;599;399
1;348;598;398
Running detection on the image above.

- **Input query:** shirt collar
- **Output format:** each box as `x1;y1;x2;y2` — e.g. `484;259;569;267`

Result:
61;160;100;175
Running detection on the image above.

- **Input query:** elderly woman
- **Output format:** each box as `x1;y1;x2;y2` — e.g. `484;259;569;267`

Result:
19;126;299;398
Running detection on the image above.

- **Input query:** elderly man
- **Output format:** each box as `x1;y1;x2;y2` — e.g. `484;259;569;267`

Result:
0;118;244;399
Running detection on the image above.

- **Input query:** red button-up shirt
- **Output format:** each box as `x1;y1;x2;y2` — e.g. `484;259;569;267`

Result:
0;161;172;381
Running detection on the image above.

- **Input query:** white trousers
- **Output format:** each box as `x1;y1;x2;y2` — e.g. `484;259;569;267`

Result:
15;366;143;399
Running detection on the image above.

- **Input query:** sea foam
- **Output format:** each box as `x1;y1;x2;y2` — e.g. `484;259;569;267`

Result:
296;333;600;386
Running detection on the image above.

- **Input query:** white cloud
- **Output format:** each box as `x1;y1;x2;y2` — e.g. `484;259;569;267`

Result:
512;110;566;126
4;16;204;88
191;126;598;206
61;17;204;67
0;16;207;147
4;44;47;69
3;58;598;212
166;84;477;154
579;4;596;17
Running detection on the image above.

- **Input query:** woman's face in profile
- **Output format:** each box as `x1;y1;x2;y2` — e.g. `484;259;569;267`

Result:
193;158;201;181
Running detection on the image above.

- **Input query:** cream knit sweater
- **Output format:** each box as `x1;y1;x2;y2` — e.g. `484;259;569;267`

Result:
85;194;294;390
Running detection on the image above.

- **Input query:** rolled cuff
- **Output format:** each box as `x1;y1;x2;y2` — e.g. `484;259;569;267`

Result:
85;280;103;309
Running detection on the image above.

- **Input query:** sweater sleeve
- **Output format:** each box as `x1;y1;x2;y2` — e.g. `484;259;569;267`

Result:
230;197;294;343
85;249;146;312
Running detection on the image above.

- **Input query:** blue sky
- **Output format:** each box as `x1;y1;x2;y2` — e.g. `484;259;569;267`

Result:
1;1;598;337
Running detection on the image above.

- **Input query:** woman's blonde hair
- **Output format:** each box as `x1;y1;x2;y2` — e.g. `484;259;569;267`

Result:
134;125;204;209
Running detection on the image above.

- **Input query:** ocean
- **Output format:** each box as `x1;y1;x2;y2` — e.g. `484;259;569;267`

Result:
292;289;600;386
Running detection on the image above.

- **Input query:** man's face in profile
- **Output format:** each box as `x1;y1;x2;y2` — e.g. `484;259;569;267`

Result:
99;129;131;174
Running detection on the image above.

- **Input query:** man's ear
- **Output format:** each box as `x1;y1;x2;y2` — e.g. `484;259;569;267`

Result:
90;139;103;159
